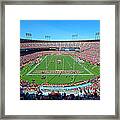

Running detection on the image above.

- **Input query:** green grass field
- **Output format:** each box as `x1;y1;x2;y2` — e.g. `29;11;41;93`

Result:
20;54;100;85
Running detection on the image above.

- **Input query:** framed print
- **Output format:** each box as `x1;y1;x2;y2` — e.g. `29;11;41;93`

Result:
20;20;100;101
0;0;119;119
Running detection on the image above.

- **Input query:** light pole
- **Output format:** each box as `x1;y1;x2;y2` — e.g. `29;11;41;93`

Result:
97;32;100;40
25;33;32;40
45;35;51;40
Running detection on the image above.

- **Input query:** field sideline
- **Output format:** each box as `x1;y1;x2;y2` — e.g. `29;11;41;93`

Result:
20;54;100;85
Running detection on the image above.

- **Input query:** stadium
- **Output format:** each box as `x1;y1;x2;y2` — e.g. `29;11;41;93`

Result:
20;38;100;100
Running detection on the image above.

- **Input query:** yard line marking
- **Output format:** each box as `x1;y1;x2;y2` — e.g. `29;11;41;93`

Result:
92;66;97;69
27;73;94;76
64;55;73;70
83;66;93;75
63;56;64;70
26;56;47;75
55;55;57;70
64;55;76;81
26;54;94;76
69;55;94;75
46;54;54;70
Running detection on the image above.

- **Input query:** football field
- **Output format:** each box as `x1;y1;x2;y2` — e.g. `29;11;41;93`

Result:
20;54;100;85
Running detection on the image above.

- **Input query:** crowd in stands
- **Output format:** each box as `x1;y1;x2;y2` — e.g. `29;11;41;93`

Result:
20;77;100;100
21;41;99;49
20;51;52;67
77;42;100;65
20;52;41;67
20;42;81;49
20;40;100;100
20;41;100;67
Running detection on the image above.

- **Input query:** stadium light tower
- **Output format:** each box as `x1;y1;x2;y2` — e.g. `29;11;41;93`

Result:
45;35;51;40
75;34;77;40
95;32;100;40
97;32;100;40
95;32;97;40
48;36;51;40
25;33;28;39
29;33;32;40
45;35;47;40
77;34;80;40
25;33;32;40
72;34;78;40
72;34;75;40
72;34;73;40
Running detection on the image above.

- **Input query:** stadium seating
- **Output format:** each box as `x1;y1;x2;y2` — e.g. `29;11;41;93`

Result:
20;77;100;100
20;39;100;100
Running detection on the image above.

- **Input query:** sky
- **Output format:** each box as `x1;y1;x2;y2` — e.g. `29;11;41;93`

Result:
20;20;100;41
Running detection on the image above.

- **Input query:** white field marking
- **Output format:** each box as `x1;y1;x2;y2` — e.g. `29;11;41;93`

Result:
55;55;57;70
46;55;54;70
27;73;94;76
56;55;63;70
26;55;94;76
46;55;47;70
63;56;64;70
69;55;94;75
92;65;97;69
64;55;73;69
46;55;51;70
26;56;47;75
